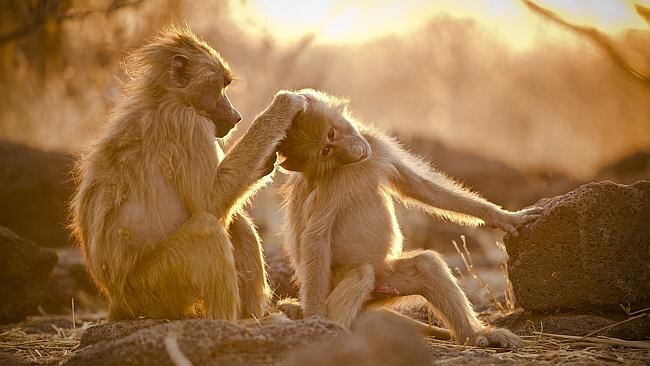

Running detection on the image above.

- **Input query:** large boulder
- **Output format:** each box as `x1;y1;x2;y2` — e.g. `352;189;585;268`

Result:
506;180;650;313
0;141;74;247
63;317;344;366
0;226;58;323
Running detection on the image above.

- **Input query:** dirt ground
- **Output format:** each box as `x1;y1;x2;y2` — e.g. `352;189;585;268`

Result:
1;314;648;365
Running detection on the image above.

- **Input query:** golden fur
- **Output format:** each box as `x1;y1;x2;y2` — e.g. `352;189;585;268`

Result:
279;89;540;348
70;26;306;320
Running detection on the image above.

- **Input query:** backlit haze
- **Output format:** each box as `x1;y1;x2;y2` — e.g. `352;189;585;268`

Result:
231;0;649;49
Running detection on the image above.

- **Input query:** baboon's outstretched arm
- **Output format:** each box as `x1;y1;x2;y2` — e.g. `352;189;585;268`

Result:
388;154;498;223
212;92;306;221
388;153;541;235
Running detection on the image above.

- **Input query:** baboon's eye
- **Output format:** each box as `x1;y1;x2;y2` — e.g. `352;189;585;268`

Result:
327;128;335;140
224;78;232;87
321;146;331;157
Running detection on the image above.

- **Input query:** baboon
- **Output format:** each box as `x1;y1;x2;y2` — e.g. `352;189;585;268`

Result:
278;89;541;348
70;26;306;320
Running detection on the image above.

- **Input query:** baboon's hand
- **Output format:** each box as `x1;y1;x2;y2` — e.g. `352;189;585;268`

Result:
487;206;543;236
270;90;308;122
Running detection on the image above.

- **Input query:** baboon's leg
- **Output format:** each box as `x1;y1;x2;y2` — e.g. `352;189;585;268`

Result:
325;263;375;328
117;212;240;320
228;212;271;318
375;250;521;348
376;250;483;343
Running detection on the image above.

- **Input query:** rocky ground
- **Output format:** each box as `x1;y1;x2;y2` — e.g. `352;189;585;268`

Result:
1;311;648;365
1;142;649;365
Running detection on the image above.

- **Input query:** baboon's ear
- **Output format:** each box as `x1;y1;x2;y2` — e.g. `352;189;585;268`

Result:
170;54;190;88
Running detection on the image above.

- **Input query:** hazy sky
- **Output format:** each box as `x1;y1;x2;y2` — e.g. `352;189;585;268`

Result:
231;0;650;48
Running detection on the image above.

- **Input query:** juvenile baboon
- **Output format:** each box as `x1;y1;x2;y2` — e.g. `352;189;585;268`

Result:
278;89;540;348
70;26;306;320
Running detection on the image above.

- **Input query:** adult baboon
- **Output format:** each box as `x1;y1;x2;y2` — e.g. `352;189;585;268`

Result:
70;27;306;320
278;89;541;348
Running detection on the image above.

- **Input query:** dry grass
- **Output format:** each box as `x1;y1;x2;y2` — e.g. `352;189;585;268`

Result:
445;238;650;364
427;333;650;365
0;324;80;365
452;235;516;313
1;314;648;365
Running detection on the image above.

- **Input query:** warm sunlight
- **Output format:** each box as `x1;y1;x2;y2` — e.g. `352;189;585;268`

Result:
1;0;649;364
231;0;650;48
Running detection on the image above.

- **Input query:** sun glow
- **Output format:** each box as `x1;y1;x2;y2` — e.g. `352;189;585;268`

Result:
230;0;650;48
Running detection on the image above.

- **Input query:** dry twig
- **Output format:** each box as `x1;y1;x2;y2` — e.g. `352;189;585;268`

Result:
0;0;144;45
452;236;506;312
533;331;650;350
521;0;650;87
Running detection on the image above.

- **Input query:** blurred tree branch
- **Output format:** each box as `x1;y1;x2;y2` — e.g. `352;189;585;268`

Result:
521;0;649;87
0;0;144;46
636;4;650;23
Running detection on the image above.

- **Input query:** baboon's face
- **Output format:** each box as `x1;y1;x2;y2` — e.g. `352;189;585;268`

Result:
279;99;371;176
171;54;242;138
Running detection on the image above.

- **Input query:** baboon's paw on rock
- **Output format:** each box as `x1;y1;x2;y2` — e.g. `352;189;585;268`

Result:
0;226;57;324
63;317;344;366
505;180;650;313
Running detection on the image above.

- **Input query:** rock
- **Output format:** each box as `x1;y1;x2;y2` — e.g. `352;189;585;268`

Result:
0;141;74;247
506;181;650;313
64;316;344;366
0;226;58;324
493;310;650;340
597;151;650;184
79;319;168;348
283;312;430;366
40;247;104;314
276;298;303;320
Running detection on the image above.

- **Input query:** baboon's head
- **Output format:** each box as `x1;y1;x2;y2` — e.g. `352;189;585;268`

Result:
278;89;371;178
130;26;242;138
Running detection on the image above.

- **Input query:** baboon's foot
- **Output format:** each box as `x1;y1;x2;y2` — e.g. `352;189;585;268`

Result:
469;327;523;349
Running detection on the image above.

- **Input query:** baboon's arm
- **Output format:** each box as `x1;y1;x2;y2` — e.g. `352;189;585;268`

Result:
212;92;306;221
388;152;541;235
297;200;335;317
387;151;503;226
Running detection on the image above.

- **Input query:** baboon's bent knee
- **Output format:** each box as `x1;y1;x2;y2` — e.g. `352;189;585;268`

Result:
352;263;374;282
414;250;450;276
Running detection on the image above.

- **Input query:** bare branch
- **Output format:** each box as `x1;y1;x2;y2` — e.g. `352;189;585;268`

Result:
59;0;143;20
0;0;144;46
521;0;650;87
636;4;650;23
